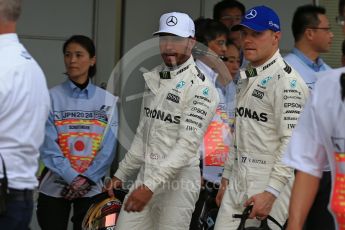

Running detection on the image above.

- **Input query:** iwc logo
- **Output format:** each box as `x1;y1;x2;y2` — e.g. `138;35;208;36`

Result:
166;16;178;26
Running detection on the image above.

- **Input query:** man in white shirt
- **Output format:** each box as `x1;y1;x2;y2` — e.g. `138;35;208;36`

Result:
284;5;334;230
284;0;345;229
0;0;50;229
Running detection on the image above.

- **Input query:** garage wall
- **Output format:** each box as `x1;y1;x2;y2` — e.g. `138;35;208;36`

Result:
17;0;120;88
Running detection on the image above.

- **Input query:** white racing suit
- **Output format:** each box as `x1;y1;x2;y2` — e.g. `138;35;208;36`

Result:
115;56;219;230
214;51;309;230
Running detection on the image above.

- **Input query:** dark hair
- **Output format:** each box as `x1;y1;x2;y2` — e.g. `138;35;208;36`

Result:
226;39;239;50
291;5;326;42
342;40;345;56
194;17;229;47
213;0;245;21
339;0;345;16
63;35;96;78
341;73;345;100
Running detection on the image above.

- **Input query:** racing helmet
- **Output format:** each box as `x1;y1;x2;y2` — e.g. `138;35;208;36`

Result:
82;189;127;230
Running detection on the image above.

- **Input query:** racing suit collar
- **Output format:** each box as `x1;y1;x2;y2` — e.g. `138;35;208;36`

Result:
240;50;285;79
144;55;195;94
160;55;194;79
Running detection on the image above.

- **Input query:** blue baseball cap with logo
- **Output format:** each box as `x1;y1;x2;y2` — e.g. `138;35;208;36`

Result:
232;5;280;32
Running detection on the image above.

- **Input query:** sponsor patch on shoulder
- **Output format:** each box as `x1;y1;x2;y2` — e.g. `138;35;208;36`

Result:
283;61;292;74
195;66;205;81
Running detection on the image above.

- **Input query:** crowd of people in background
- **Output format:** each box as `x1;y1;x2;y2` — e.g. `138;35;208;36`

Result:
1;0;345;229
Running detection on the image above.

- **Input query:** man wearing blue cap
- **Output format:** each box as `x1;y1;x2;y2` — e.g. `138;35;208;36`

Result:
109;12;220;230
214;6;309;229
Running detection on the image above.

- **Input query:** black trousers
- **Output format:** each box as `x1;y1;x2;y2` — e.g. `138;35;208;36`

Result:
190;181;219;230
304;171;335;230
36;193;94;230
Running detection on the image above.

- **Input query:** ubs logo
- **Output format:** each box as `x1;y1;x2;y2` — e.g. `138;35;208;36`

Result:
166;16;178;26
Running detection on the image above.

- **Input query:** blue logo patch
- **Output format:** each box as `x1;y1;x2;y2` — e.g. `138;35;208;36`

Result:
260;76;272;86
202;87;209;96
176;81;186;89
290;80;297;89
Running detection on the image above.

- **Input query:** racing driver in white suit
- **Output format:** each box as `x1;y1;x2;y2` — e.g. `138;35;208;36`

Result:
108;12;219;230
214;6;309;229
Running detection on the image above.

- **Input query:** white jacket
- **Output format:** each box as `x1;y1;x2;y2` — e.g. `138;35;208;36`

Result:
115;56;219;192
221;51;309;221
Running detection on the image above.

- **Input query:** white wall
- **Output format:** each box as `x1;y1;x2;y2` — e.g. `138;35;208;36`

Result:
17;0;120;88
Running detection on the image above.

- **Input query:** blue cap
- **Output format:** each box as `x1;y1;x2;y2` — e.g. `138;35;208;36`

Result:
232;5;280;32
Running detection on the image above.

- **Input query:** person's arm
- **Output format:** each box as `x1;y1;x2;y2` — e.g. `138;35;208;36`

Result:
216;177;229;207
287;171;320;230
114;98;146;182
40;109;78;184
283;82;328;228
216;132;236;206
143;82;220;193
267;75;309;195
83;99;119;183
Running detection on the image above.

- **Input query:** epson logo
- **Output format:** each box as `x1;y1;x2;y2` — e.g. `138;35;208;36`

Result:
144;107;180;124
252;89;264;99
284;103;302;109
236;107;268;122
166;93;180;103
191;107;207;116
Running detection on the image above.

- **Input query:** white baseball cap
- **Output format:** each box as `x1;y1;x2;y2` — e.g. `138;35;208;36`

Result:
153;12;195;38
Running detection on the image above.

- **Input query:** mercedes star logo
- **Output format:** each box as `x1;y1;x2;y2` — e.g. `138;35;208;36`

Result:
166;16;178;26
245;9;257;19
